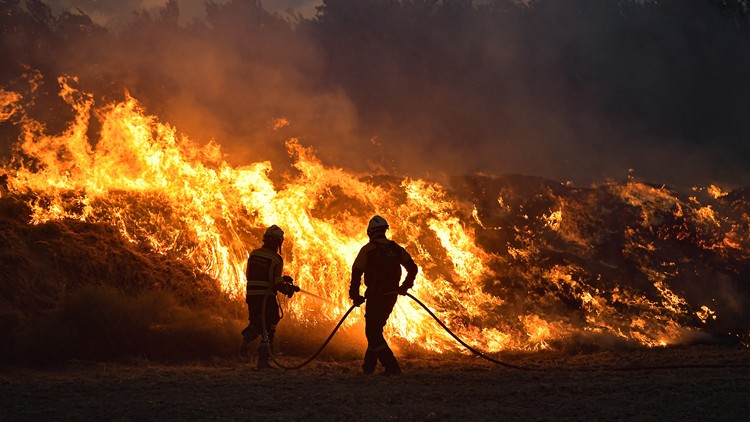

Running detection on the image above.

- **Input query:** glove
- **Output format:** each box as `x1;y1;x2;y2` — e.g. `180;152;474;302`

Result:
275;283;294;298
276;277;299;298
351;294;365;307
349;287;365;306
397;284;411;295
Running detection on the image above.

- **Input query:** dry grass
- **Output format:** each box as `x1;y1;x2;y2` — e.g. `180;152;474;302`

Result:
0;196;244;364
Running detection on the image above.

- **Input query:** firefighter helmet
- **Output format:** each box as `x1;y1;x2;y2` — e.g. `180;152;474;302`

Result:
264;225;284;241
367;215;389;233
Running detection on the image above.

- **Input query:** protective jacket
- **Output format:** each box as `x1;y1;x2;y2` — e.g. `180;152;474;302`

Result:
350;237;418;298
246;246;284;299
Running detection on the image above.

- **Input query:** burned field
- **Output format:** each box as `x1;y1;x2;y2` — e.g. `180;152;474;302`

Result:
2;347;750;421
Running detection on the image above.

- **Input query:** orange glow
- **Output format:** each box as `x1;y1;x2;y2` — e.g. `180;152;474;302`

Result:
1;79;745;353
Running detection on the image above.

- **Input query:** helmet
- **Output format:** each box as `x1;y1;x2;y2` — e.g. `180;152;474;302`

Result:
367;215;389;233
263;225;284;241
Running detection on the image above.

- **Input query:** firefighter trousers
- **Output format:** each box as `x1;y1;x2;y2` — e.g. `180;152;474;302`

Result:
364;294;399;372
242;295;280;355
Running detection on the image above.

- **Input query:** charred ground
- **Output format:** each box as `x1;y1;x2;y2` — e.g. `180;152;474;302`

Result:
2;347;750;421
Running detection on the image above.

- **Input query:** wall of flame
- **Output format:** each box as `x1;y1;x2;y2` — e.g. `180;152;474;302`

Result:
2;77;748;353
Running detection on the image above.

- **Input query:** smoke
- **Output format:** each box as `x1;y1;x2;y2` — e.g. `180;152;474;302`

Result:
2;0;750;188
43;1;321;27
3;0;750;363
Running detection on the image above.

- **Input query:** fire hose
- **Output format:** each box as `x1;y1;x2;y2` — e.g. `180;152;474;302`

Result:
403;292;527;370
405;296;750;372
259;288;750;372
259;286;526;370
260;281;358;370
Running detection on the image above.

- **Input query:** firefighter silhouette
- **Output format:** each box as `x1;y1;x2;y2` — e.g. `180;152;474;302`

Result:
241;225;297;369
349;215;418;375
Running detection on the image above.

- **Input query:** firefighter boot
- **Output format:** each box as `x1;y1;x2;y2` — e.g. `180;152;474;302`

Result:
362;349;378;374
257;342;272;369
377;347;401;376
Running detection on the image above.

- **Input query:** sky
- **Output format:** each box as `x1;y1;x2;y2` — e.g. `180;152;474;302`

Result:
45;0;322;26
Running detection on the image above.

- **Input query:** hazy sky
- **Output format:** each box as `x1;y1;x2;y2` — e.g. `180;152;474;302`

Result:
12;0;750;188
45;0;322;26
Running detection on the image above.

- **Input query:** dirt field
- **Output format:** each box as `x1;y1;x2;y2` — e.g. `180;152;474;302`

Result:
2;345;749;421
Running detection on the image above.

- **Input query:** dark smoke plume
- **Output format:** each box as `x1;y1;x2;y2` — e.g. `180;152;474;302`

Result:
2;0;750;187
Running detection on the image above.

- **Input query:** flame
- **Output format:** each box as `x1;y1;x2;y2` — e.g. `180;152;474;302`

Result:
1;78;748;353
696;305;717;323
0;88;22;121
272;117;290;131
544;209;562;231
609;181;682;226
707;184;728;199
1;78;515;352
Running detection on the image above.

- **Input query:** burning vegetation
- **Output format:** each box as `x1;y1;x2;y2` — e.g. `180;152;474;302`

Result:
2;0;750;364
1;76;749;364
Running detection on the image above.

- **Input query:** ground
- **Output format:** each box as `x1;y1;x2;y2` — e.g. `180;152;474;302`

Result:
2;345;749;421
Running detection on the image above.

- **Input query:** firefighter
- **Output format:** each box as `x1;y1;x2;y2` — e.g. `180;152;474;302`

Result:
240;224;297;369
349;215;419;375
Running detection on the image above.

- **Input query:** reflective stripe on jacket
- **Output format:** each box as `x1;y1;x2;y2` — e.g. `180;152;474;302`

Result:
246;247;284;297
